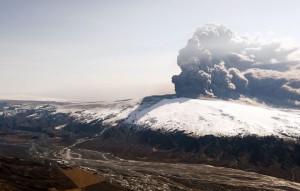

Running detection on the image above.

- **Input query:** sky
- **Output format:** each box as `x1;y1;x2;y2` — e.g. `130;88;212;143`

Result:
1;0;300;101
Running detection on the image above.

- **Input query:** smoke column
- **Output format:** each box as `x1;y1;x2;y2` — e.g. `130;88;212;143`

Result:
172;23;300;105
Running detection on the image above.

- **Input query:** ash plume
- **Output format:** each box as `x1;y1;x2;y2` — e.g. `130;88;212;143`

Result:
172;23;300;105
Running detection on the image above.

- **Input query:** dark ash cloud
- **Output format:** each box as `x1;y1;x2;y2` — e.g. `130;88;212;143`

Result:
172;23;300;105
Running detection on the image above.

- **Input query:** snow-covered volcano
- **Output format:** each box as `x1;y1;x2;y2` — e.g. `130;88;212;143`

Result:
126;98;300;139
2;96;299;139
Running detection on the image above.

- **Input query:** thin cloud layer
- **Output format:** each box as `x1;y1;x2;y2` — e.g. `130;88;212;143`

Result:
172;23;300;106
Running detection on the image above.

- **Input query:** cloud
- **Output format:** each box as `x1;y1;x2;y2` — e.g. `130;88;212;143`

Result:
172;23;300;105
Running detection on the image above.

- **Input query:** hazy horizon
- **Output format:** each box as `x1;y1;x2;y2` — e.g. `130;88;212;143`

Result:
1;0;300;101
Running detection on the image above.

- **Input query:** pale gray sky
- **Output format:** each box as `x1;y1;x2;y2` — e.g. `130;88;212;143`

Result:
1;0;300;101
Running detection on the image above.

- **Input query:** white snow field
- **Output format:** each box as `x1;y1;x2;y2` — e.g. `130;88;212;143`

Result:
52;97;300;139
126;98;300;138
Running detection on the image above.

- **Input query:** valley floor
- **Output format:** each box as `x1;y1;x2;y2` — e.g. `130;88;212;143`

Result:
1;142;300;191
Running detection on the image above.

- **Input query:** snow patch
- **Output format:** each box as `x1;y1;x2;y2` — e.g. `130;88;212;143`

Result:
54;125;66;130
